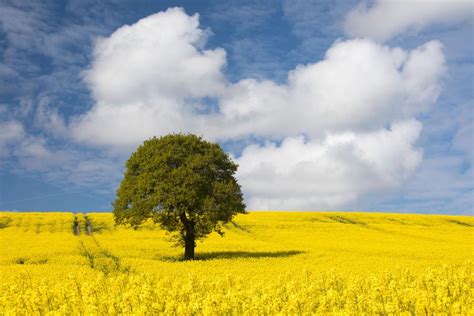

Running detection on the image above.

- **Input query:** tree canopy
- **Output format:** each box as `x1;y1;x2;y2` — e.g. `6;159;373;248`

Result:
113;134;246;260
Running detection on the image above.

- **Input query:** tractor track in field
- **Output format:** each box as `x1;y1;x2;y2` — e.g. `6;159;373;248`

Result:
74;213;129;274
72;213;93;236
84;215;92;235
73;215;80;236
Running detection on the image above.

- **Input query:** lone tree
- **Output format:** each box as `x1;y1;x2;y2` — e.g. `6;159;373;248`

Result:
113;134;246;260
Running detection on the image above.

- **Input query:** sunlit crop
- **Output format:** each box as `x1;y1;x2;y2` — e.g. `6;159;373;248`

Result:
0;211;472;314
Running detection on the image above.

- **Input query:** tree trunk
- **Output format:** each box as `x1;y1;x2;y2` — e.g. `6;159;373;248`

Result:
180;212;195;260
184;227;195;260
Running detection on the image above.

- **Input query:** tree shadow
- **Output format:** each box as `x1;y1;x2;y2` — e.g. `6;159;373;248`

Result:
195;250;305;261
156;250;305;262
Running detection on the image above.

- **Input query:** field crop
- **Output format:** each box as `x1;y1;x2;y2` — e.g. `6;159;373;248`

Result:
0;211;472;314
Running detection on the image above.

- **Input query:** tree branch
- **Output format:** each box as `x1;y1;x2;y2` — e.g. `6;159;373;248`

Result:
179;212;188;225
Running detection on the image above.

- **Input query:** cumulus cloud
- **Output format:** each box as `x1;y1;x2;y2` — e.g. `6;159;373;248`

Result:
71;8;445;149
236;120;422;210
211;39;444;140
71;8;226;148
68;7;447;209
344;0;473;42
83;8;226;104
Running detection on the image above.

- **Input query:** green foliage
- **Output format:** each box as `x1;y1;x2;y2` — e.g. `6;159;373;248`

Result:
113;134;246;258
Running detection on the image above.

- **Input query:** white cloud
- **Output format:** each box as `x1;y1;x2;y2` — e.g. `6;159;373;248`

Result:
71;7;226;149
65;8;448;209
452;102;474;164
344;0;473;42
33;97;67;137
71;8;445;149
212;39;444;140
0;120;24;158
11;135;123;193
382;155;473;215
236;120;422;210
0;119;121;192
83;8;226;104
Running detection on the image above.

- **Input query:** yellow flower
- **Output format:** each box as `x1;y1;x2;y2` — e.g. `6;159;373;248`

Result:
0;211;472;314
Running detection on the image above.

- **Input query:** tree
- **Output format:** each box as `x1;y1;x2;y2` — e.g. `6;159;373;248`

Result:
113;134;246;260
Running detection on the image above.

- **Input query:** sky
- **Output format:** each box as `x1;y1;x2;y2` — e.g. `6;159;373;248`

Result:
0;0;472;214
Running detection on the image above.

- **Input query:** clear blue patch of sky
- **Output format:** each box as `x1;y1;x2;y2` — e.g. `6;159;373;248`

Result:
0;170;111;211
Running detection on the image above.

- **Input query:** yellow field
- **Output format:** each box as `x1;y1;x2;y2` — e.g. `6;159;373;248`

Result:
0;211;472;314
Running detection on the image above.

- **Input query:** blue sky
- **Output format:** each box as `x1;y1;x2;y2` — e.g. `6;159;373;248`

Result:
0;0;472;214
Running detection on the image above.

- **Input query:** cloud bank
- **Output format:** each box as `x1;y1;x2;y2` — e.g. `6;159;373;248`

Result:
237;120;423;209
344;0;473;42
66;7;447;209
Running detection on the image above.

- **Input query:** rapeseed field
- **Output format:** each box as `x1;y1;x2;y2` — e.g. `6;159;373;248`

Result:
0;211;472;314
